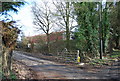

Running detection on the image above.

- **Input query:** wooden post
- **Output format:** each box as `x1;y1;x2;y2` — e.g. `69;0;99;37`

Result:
0;21;3;79
0;1;3;79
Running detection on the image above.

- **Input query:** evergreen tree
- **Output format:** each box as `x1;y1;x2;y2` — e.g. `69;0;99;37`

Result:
0;1;24;78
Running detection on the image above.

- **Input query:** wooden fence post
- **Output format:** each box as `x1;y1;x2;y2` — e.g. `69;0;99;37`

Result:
0;21;3;79
0;2;3;79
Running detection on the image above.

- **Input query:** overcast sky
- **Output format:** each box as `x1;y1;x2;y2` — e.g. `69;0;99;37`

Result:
9;0;109;37
10;0;37;36
10;0;59;37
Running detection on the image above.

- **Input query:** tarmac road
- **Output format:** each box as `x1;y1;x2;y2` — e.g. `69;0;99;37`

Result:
12;51;120;79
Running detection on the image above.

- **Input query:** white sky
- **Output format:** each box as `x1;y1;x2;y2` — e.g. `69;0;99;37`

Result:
9;0;109;37
10;0;58;37
10;0;37;36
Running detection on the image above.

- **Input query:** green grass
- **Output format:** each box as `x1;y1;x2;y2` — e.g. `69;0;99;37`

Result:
0;70;17;79
110;51;120;58
10;72;17;79
89;59;107;65
89;51;120;66
111;54;120;58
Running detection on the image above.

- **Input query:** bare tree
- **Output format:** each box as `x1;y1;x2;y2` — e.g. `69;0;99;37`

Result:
32;1;55;53
53;1;76;50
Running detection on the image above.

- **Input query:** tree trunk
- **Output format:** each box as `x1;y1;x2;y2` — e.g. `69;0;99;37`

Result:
102;39;105;54
0;21;13;78
115;36;119;49
102;4;108;55
99;2;103;59
2;47;12;78
108;37;114;56
46;33;50;53
65;2;70;50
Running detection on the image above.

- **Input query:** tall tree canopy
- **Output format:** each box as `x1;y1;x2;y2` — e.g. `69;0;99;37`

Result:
73;2;99;59
73;2;119;60
2;2;24;12
109;2;120;52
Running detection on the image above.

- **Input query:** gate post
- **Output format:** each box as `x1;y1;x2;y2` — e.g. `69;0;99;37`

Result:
77;50;80;63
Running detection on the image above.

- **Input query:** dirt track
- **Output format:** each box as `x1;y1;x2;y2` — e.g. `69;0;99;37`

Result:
12;51;120;79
